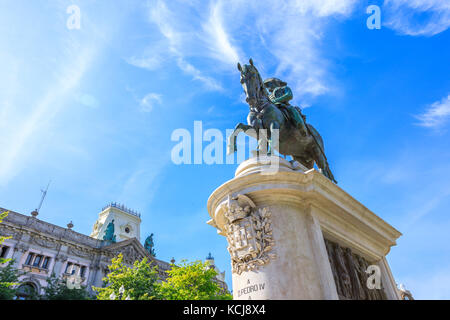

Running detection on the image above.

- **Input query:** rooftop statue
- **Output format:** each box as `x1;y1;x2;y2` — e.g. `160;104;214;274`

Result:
144;233;156;257
228;59;337;183
103;219;116;243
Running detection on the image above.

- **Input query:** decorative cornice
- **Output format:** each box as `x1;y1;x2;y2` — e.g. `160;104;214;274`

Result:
0;224;22;241
67;246;95;259
0;208;103;249
0;207;173;270
207;158;402;260
30;235;59;250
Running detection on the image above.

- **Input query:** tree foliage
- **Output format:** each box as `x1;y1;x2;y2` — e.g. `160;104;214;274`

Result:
92;254;231;300
0;260;21;300
93;254;159;300
0;211;20;300
156;260;232;300
42;273;91;300
0;211;10;265
2;208;232;301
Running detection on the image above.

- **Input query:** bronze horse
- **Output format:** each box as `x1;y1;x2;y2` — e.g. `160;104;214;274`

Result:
227;59;337;183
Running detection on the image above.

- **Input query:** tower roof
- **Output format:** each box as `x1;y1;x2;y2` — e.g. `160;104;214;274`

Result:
102;202;141;218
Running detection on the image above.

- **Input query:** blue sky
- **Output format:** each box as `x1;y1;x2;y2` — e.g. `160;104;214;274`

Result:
1;0;449;299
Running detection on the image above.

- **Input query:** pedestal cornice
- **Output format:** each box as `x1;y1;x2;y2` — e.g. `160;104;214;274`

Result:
207;157;402;261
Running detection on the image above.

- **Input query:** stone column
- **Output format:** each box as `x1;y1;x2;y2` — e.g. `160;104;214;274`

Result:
207;156;402;300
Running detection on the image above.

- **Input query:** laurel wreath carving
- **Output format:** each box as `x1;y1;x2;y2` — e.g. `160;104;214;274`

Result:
227;207;276;275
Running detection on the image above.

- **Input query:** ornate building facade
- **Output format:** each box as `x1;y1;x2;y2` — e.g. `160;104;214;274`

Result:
0;204;227;298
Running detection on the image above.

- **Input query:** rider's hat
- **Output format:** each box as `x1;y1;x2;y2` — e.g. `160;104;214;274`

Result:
264;78;287;89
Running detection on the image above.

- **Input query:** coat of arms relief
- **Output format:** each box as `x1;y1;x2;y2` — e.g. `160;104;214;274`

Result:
223;194;276;275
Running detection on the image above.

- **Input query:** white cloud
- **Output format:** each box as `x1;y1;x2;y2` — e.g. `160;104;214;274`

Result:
0;2;127;185
128;0;360;100
404;188;450;229
176;57;223;91
144;0;224;91
140;93;163;112
0;46;97;185
415;94;450;128
126;55;165;71
221;0;357;98
201;1;241;67
383;0;450;36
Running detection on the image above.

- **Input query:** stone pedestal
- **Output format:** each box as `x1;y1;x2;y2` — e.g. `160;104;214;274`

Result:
207;156;402;300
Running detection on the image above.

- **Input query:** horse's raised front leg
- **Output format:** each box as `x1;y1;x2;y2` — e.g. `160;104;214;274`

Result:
227;123;255;155
267;121;280;156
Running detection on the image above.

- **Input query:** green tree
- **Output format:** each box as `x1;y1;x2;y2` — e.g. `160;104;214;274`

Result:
42;273;91;300
0;211;10;265
93;254;159;300
156;260;232;300
0;211;20;300
0;260;21;300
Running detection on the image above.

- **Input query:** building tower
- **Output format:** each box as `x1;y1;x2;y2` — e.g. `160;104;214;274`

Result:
205;252;226;284
90;202;141;242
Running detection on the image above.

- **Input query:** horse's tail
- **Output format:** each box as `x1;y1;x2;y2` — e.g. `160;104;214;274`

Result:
306;124;337;183
306;124;325;159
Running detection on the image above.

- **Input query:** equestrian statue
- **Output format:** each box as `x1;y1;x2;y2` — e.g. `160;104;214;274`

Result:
227;58;337;183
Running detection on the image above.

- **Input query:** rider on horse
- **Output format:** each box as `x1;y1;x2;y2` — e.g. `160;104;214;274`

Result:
263;78;308;136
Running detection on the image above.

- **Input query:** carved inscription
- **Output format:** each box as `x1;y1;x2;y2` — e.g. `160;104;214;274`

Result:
236;279;266;299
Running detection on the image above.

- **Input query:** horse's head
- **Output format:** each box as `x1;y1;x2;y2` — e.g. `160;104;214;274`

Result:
237;58;267;108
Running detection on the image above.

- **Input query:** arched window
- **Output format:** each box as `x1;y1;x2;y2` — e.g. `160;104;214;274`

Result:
15;283;37;300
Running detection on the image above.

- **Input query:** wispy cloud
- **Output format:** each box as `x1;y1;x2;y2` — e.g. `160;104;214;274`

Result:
404;188;450;228
126;55;166;71
201;1;242;67
0;2;123;186
383;0;450;36
415;94;450;129
127;0;359;101
145;0;223;91
175;57;223;91
0;46;97;185
140;93;163;112
253;0;357;98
